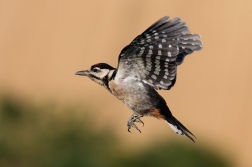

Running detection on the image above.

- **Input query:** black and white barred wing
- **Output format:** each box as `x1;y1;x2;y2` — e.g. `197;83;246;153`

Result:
115;16;202;90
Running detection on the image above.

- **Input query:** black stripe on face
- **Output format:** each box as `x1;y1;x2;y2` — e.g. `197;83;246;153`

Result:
103;75;110;91
111;69;117;80
89;73;111;92
89;74;101;81
102;70;116;92
89;70;116;92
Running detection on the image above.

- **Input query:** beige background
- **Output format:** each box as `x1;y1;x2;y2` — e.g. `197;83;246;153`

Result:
0;0;252;166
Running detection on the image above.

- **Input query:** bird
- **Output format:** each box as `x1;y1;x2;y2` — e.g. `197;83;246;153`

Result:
75;16;202;142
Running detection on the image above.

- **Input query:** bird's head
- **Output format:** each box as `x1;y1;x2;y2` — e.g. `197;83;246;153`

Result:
75;63;116;86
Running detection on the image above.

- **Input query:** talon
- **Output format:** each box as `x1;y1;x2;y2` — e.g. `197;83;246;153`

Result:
132;122;141;133
136;119;144;127
127;124;132;133
127;114;144;133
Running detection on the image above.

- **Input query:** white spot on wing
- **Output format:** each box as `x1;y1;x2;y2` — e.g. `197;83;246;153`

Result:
146;65;152;71
141;73;146;78
146;61;152;66
146;58;151;62
138;50;144;56
144;70;149;75
148;79;153;83
151;75;157;80
154;70;159;75
155;60;160;64
146;54;151;58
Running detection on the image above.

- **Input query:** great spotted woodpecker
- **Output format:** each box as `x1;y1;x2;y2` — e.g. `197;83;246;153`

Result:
76;16;202;142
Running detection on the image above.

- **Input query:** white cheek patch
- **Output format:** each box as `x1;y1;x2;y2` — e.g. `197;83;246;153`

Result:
89;77;103;85
167;122;184;135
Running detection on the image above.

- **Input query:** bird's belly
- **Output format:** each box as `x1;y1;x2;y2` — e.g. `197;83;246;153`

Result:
108;81;153;112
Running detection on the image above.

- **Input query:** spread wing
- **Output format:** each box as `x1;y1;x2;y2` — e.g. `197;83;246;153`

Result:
115;16;202;90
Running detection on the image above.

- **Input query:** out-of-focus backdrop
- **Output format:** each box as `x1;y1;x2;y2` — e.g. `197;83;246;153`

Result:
0;0;251;167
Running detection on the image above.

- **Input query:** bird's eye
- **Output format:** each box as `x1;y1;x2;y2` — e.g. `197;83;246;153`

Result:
93;68;99;72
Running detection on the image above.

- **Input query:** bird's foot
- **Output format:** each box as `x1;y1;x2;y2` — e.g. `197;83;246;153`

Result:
127;114;144;133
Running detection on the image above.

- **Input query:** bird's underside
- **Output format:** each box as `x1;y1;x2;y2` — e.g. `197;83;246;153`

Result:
75;16;202;142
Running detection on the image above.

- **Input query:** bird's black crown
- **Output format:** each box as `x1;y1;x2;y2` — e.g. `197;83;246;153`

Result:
91;63;115;70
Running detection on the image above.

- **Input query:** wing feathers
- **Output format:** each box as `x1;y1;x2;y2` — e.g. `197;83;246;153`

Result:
180;34;201;39
176;34;203;65
142;16;169;34
116;16;202;90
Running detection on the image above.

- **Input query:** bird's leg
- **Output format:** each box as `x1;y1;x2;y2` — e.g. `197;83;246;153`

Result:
127;114;144;133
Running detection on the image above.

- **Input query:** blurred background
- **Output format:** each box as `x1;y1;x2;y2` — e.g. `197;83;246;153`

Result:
0;0;251;166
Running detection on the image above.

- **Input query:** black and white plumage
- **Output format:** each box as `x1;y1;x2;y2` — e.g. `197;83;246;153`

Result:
116;16;202;90
76;16;202;142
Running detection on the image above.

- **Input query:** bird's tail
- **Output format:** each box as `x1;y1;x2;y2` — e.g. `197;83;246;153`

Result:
165;115;196;142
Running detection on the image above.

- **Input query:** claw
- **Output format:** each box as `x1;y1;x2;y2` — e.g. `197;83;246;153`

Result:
135;125;141;133
127;114;144;133
127;124;132;132
135;119;144;127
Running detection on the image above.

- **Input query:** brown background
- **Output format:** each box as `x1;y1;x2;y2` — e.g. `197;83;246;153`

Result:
0;0;252;166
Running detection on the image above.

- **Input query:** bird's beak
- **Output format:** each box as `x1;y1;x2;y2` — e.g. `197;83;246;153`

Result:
75;70;89;76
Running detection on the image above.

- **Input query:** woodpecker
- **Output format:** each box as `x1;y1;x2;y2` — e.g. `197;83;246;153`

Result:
75;16;202;142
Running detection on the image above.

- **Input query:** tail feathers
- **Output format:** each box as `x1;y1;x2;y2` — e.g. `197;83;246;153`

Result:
166;115;196;142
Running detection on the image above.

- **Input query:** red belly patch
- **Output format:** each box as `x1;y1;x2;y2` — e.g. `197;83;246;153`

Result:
150;108;165;119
